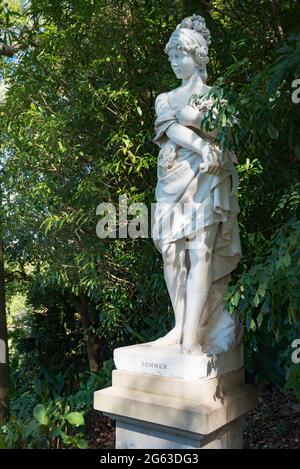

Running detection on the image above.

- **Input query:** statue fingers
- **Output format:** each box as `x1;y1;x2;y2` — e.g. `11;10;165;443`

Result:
211;153;221;175
200;153;221;174
207;153;217;174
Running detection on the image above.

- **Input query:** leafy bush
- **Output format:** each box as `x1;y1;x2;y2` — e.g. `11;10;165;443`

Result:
226;219;300;385
0;362;113;449
1;2;300;446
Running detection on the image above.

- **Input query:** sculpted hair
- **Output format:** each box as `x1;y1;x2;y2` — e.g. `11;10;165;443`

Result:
165;15;211;82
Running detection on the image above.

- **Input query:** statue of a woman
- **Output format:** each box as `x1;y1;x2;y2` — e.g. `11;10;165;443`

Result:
152;15;243;355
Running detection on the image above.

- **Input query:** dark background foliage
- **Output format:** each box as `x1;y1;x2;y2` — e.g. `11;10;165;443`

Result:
0;0;299;448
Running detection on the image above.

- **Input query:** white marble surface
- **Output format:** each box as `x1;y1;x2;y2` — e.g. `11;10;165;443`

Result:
94;381;258;435
114;342;243;381
151;14;242;355
116;418;244;449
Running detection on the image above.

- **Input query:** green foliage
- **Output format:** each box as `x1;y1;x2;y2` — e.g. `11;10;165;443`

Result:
0;0;300;448
225;219;300;384
227;219;300;337
0;360;113;448
190;85;239;149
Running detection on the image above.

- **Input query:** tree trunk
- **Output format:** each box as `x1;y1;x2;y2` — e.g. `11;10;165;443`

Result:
75;293;102;373
0;241;9;423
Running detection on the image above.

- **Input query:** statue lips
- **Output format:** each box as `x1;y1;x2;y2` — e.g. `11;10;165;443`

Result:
173;68;182;77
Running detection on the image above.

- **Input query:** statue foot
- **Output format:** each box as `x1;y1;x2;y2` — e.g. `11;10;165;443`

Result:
182;334;203;355
150;327;183;346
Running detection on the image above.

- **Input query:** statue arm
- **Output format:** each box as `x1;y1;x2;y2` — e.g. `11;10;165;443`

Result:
166;122;210;158
176;105;220;138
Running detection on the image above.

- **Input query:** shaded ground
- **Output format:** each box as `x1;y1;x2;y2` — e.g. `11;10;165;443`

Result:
86;411;115;449
87;385;300;449
244;384;300;449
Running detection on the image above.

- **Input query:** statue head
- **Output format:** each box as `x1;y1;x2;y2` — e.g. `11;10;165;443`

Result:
165;15;211;83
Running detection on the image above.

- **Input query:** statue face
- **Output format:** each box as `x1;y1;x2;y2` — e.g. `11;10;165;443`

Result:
168;47;197;80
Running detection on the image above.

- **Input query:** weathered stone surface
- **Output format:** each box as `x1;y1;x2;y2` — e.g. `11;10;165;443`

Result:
115;417;244;449
112;368;245;403
94;380;258;435
114;342;244;381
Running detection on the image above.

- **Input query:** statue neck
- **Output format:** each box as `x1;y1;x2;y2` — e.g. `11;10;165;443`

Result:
181;72;204;90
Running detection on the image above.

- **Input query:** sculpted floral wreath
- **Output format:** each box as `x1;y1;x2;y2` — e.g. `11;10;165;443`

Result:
158;141;178;170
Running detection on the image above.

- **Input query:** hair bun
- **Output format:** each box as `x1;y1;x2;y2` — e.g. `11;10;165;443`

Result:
178;14;211;48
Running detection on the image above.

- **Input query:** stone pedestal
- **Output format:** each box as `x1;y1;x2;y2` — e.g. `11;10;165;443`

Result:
94;343;258;449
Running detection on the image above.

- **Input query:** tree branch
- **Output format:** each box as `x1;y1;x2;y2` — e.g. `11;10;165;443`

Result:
0;29;39;57
199;0;229;16
0;43;22;57
226;0;271;40
268;0;284;39
201;0;278;43
6;269;29;283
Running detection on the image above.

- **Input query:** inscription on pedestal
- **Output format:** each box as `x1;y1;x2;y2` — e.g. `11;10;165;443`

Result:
114;343;244;381
141;361;167;370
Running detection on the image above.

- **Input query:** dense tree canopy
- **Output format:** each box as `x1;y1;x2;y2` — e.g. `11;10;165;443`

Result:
0;0;299;448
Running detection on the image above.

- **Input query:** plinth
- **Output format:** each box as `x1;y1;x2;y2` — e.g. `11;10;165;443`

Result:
94;343;258;449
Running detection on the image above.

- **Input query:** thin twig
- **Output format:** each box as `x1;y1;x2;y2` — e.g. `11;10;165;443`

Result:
226;0;270;40
200;0;230;16
200;0;273;42
268;0;284;38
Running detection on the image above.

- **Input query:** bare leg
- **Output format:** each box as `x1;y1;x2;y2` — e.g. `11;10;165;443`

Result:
152;238;187;346
182;224;219;354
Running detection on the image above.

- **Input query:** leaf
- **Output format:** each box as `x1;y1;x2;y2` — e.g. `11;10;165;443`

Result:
124;324;146;342
231;291;240;307
33;404;48;426
24;421;40;439
239;96;252;105
267;124;279;140
221;112;227;127
277;45;293;54
257;311;264;328
211;87;223;99
61;434;73;445
227;104;236;114
49;427;62;438
66;412;85;427
261;300;270;314
58;141;67;153
76;438;88;449
294;143;300;158
250;319;257;331
283;253;291;267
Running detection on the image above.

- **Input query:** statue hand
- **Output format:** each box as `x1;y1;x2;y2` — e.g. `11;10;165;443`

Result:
176;105;202;127
199;145;222;175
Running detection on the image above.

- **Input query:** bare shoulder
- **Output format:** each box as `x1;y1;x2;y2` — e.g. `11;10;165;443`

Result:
155;91;170;113
155;91;169;104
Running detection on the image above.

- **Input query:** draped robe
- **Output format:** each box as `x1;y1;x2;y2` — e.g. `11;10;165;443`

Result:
152;89;242;283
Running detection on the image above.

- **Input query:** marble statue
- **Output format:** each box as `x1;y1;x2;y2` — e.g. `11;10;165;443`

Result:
151;15;243;356
94;16;259;449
